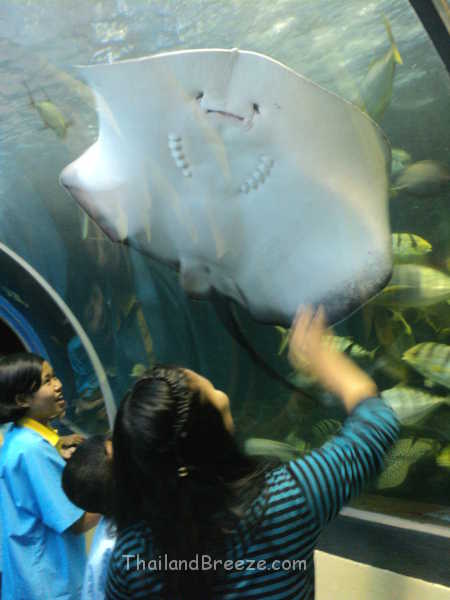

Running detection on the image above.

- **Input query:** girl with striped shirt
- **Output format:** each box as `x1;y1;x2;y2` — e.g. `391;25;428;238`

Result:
106;306;399;599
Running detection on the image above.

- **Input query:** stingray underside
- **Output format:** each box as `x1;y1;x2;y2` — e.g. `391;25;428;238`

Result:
60;48;392;326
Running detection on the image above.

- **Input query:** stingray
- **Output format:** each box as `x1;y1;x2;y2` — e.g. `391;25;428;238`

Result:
60;48;392;327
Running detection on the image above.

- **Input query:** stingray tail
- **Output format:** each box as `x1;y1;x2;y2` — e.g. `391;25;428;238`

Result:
23;81;35;107
212;293;315;399
383;16;403;65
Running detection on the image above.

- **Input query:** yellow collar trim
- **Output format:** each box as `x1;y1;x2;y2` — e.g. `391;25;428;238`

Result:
18;418;60;447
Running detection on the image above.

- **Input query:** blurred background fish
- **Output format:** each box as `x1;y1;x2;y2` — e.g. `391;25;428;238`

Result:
359;16;403;122
375;264;450;309
376;437;437;489
284;432;309;454
381;385;450;425
391;233;432;262
390;148;412;178
392;160;450;196
436;444;450;468
372;354;410;383
244;437;302;461
403;342;450;389
24;82;72;139
1;286;30;309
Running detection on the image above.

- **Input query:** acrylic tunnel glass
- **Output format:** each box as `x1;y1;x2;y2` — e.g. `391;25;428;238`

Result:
0;0;448;530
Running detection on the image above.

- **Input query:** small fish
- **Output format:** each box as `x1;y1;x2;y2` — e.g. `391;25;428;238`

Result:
372;354;409;382
402;342;450;389
359;17;403;122
244;437;301;462
373;302;418;353
0;286;29;309
325;335;353;353
311;419;342;445
376;264;450;309
391;148;412;177
415;302;450;334
436;445;450;468
392;160;450;196
284;432;309;454
325;335;377;360
348;342;378;360
24;82;72;138
391;233;432;261
287;336;376;390
376;437;435;489
381;386;450;425
281;331;370;359
373;306;408;355
81;211;90;240
276;325;290;355
438;327;450;342
130;363;148;378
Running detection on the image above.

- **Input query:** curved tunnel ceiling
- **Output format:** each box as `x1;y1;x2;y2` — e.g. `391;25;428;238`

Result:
0;242;115;427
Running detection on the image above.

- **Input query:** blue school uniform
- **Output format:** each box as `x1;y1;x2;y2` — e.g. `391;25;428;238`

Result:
82;517;116;600
0;419;86;600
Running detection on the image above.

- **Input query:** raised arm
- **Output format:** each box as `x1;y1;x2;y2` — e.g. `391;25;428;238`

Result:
288;305;378;412
287;306;400;528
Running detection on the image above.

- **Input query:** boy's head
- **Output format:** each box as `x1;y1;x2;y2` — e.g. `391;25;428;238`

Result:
62;434;113;516
0;353;44;424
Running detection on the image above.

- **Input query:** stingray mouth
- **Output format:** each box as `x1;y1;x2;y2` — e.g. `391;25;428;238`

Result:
195;92;259;128
205;109;245;122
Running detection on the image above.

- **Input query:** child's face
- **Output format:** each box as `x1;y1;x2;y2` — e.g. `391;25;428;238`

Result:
22;361;66;425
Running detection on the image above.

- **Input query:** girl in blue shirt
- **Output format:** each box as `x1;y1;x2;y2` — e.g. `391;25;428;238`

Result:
0;353;100;600
106;306;400;599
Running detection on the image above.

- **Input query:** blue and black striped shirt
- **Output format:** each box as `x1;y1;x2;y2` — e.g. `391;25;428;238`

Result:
106;397;399;599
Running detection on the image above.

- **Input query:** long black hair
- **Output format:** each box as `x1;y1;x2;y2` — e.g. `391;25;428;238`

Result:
112;365;273;598
0;353;44;424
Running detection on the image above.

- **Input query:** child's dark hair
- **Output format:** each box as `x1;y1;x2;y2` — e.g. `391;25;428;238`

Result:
0;353;45;424
112;364;272;599
62;434;113;516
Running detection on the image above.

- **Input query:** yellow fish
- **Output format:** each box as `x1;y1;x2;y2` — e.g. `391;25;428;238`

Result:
381;386;450;425
24;82;72;138
376;438;435;489
244;438;301;461
130;363;148;378
325;335;377;360
376;265;450;309
284;432;309;454
436;445;450;468
392;160;450;196
391;233;432;261
276;325;290;355
403;342;450;389
373;354;409;383
359;17;403;121
391;148;412;177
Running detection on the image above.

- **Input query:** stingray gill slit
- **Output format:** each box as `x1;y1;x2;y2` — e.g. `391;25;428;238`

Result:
168;133;192;177
240;155;274;194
